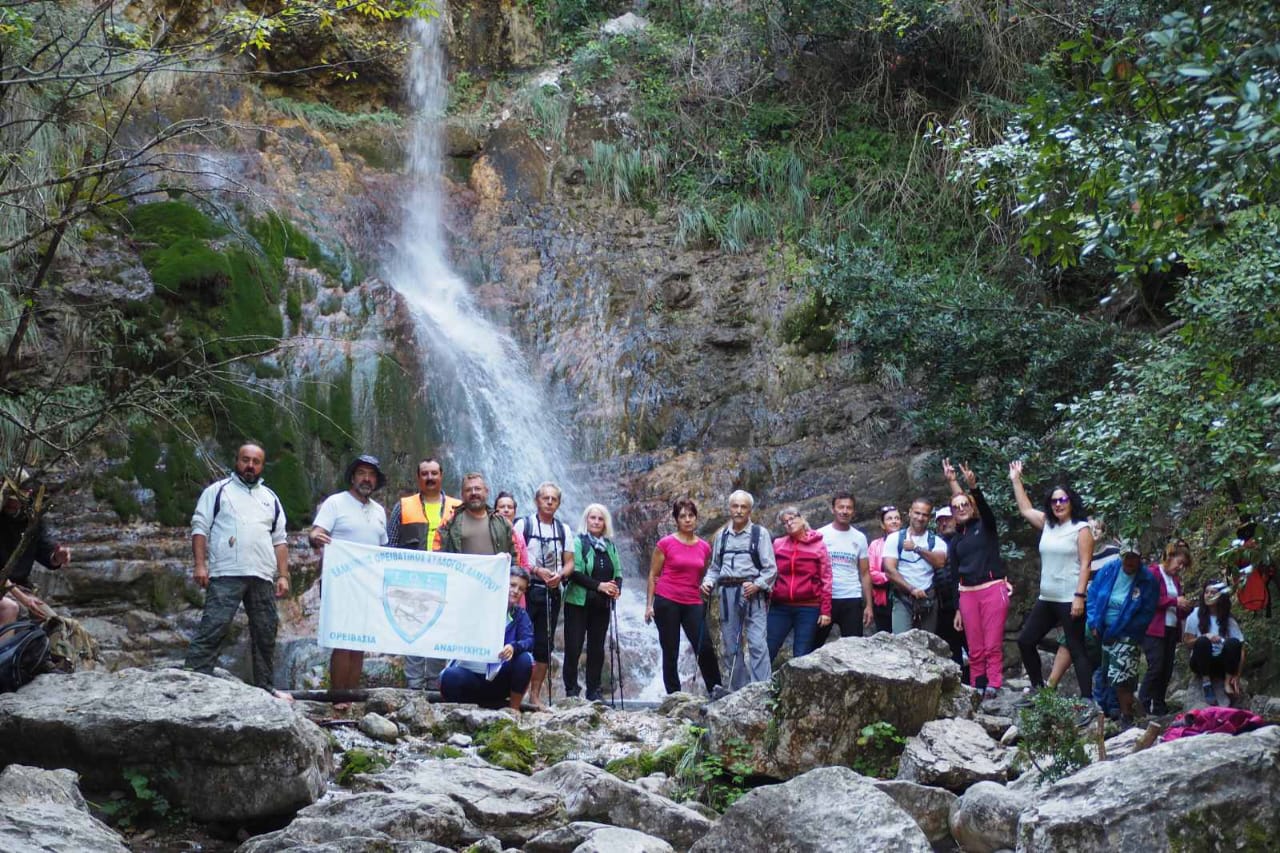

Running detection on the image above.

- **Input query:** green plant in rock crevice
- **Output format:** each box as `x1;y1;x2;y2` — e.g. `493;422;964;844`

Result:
1016;689;1090;785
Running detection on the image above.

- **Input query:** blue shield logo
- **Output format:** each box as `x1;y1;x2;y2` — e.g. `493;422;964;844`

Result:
382;569;448;644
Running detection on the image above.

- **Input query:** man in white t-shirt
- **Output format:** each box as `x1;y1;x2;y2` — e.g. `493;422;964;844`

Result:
815;491;873;645
881;498;948;634
310;454;389;694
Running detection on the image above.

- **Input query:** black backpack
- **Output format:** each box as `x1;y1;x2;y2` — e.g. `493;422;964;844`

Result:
717;523;765;573
0;620;52;692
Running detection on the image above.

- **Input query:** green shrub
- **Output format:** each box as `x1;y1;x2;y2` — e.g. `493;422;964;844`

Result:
1016;689;1090;784
269;97;403;131
337;748;391;785
849;721;906;778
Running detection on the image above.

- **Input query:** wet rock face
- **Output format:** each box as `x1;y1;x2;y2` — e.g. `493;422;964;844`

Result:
0;669;330;822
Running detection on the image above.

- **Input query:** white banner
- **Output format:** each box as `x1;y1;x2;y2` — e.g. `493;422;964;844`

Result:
317;539;509;661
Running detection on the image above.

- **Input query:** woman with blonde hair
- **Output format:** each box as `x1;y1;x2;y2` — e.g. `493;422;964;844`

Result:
563;503;622;701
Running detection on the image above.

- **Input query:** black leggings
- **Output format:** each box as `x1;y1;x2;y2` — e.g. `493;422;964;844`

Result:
1018;599;1093;696
1189;636;1244;679
563;600;610;697
814;597;865;646
652;594;721;694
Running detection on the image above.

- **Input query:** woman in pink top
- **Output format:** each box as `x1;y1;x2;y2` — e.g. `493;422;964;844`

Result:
867;505;902;634
1140;539;1193;715
646;499;723;694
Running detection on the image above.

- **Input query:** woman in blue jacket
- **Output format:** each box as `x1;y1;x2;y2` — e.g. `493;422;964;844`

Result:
440;567;535;710
1086;542;1159;727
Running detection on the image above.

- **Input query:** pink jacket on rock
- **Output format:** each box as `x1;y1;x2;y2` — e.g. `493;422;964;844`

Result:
772;530;833;616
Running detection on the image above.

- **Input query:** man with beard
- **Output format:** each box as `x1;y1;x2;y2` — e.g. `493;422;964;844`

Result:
185;443;291;697
439;472;517;559
311;454;389;692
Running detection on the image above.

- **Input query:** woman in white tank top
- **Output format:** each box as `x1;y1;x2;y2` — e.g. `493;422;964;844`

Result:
1009;461;1096;705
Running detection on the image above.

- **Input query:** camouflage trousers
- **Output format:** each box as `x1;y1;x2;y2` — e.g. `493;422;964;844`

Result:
185;576;278;690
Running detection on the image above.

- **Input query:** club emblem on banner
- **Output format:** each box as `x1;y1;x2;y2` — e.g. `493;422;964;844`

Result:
382;569;448;644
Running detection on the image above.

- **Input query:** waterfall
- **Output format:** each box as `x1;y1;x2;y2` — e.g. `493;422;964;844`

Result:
387;13;572;502
384;13;683;701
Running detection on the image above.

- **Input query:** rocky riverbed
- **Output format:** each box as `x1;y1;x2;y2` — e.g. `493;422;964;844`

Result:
2;632;1279;852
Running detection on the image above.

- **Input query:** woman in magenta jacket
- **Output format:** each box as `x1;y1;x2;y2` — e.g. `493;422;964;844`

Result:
1140;539;1193;715
768;506;833;661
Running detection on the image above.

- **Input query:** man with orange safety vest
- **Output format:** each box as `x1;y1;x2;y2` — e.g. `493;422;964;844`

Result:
387;457;463;690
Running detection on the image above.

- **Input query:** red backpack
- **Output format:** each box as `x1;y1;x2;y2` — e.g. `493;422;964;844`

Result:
1239;564;1276;615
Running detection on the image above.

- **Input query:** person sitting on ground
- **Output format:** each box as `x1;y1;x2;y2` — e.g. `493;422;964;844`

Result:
563;503;622;701
867;505;902;634
645;499;722;695
1184;581;1246;707
1140;540;1193;715
440;567;535;711
1;473;71;627
1085;541;1159;727
768;507;833;662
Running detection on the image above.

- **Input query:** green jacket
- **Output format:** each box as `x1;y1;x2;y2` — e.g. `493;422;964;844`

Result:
564;534;622;607
438;510;517;561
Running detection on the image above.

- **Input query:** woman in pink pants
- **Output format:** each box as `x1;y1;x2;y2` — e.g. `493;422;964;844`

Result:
943;459;1011;700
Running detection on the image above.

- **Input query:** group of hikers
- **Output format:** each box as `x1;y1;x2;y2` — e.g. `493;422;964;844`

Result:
0;444;1253;724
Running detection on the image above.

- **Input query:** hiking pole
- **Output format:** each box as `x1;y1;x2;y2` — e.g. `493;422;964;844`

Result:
726;589;749;692
611;596;625;710
545;583;554;707
606;598;617;709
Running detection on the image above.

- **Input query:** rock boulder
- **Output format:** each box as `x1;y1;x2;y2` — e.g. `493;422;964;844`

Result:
948;780;1029;853
705;632;970;778
897;718;1014;792
0;765;129;852
532;760;712;850
690;767;930;852
0;668;329;822
1019;727;1280;850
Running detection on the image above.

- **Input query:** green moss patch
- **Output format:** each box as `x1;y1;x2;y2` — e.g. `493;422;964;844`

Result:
474;719;536;775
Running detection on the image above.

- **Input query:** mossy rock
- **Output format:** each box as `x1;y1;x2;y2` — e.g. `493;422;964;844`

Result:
474;718;535;775
336;748;391;786
605;741;692;781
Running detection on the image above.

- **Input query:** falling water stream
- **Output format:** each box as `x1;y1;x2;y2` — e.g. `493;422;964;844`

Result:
383;13;680;700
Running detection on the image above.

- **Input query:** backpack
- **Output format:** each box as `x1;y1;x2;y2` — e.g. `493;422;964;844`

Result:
717;523;765;573
0;620;52;692
521;516;567;571
1239;564;1275;615
213;480;281;534
896;529;937;558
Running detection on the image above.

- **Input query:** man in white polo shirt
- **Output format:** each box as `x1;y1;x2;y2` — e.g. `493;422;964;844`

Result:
185;442;289;695
881;497;948;634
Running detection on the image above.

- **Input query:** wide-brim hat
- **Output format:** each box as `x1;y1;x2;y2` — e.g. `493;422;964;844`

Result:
1119;539;1142;557
345;454;387;491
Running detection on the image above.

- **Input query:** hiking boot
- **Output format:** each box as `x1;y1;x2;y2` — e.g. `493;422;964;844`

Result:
708;684;732;702
983;687;1000;702
1119;714;1135;730
1014;688;1037;709
1202;681;1218;706
584;690;603;702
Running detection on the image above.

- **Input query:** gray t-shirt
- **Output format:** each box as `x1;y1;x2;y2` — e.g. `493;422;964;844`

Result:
458;512;495;555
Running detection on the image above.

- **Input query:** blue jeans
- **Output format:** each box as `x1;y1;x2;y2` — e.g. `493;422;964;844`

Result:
767;603;821;662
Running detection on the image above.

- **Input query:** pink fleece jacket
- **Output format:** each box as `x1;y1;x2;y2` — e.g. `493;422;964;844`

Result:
772;530;833;616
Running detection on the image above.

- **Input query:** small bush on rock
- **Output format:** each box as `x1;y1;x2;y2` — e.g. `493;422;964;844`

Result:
1017;689;1089;784
336;748;391;786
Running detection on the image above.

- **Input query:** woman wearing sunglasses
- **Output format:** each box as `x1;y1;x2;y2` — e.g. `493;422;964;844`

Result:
943;459;1010;699
1010;461;1096;711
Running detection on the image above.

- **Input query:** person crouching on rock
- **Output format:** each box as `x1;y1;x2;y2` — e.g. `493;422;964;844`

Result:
1184;580;1246;707
768;507;833;663
1085;541;1159;727
440;567;534;711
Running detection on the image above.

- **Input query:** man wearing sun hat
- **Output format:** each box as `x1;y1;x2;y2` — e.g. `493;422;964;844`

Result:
310;454;389;692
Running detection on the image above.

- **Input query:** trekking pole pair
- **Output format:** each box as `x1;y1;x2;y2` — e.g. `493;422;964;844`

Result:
608;597;625;710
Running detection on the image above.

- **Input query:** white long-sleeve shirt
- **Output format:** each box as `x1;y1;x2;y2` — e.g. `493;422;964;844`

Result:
191;476;286;582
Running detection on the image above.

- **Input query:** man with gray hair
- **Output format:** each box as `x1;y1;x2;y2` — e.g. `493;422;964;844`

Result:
702;489;777;692
513;481;573;707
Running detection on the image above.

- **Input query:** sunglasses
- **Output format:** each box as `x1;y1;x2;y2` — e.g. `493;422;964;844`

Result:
1051;496;1070;506
952;501;972;511
880;505;897;514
